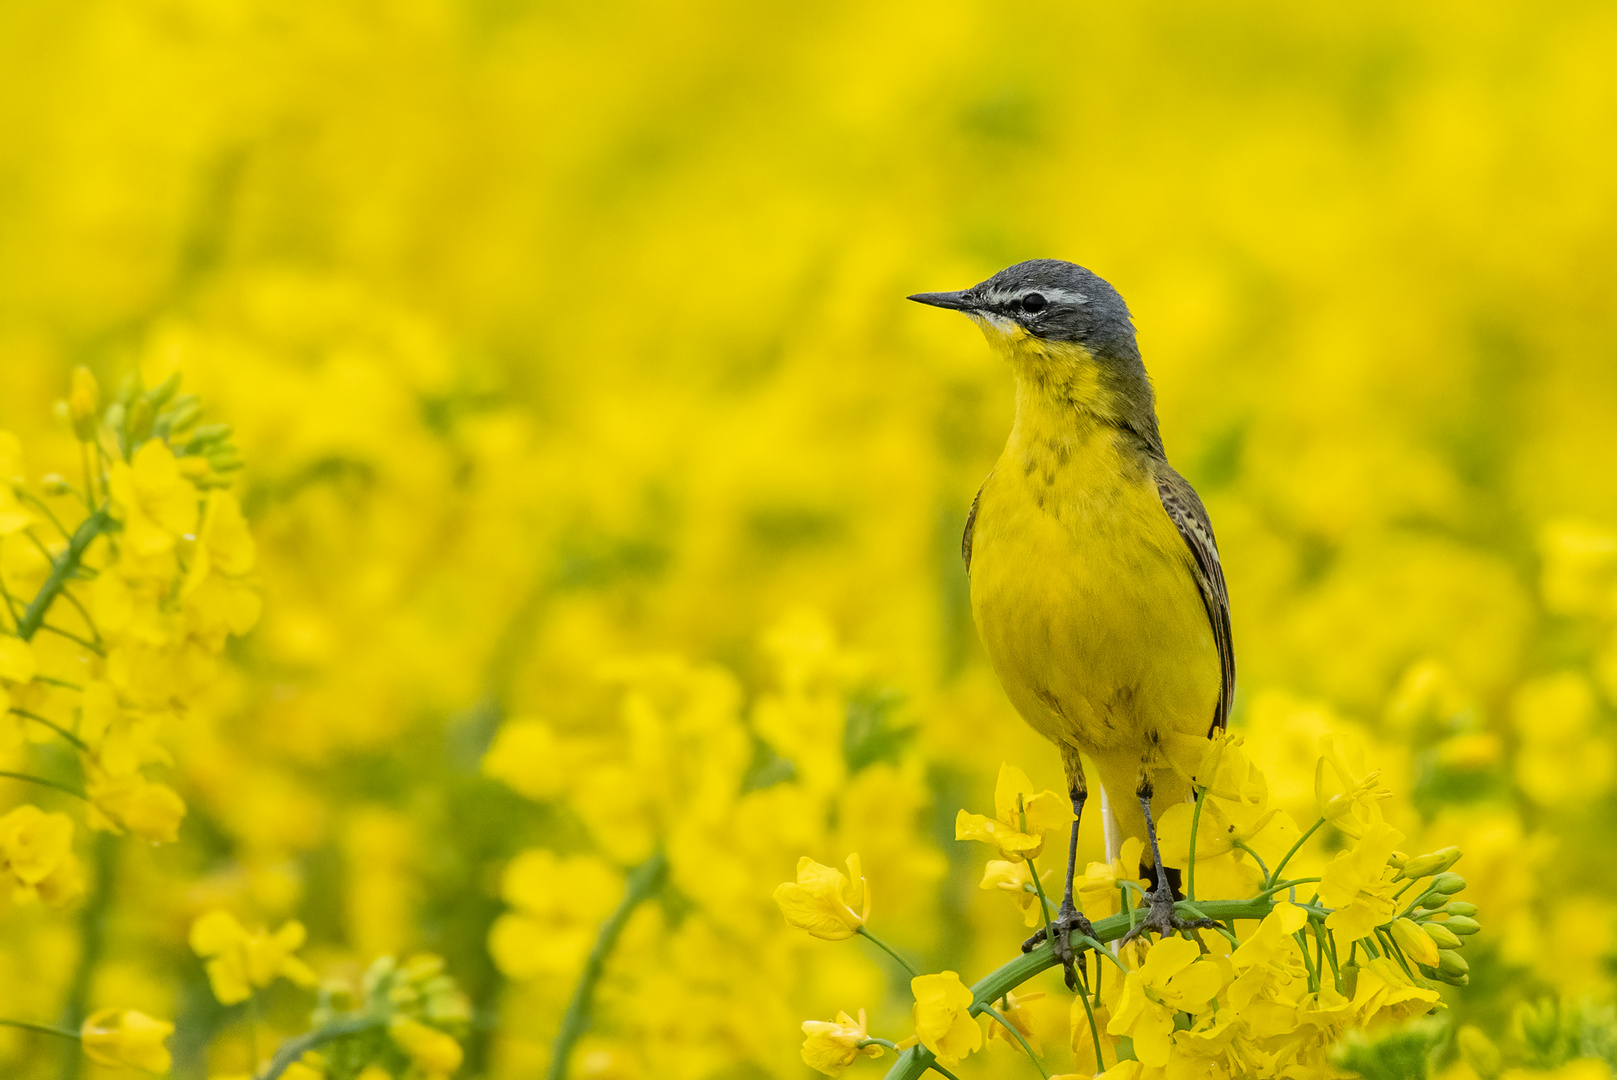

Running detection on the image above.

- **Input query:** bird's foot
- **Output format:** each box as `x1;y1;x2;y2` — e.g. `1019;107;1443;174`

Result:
1121;887;1215;944
1022;903;1098;990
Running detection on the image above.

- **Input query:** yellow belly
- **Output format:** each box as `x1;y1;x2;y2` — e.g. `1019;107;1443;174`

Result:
968;431;1220;806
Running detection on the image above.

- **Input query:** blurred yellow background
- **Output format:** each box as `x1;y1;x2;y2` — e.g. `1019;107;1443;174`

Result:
2;1;1616;1077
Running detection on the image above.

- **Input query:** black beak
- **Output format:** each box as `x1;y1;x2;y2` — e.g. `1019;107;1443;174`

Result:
907;290;974;311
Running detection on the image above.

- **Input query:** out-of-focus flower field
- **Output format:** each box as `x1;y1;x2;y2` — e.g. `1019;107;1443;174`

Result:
2;2;1617;1078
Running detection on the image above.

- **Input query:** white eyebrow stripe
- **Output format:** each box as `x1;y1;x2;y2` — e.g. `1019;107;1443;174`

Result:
983;286;1090;306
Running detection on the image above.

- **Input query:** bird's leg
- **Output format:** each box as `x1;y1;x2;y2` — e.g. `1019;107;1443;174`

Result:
1022;751;1096;990
1123;781;1215;943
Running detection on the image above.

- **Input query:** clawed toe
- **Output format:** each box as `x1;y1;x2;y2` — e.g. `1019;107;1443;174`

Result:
1122;891;1214;943
1023;907;1096;990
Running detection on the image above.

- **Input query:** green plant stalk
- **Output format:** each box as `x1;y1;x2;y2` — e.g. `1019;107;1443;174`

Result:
18;510;111;642
977;1002;1048;1080
858;927;921;979
1186;787;1206;902
879;897;1275;1080
546;852;667;1080
255;1014;382;1080
0;771;87;801
1266;817;1324;888
0;1018;80;1040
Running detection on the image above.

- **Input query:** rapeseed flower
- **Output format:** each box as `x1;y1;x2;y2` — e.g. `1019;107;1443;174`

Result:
910;971;981;1067
955;763;1073;860
799;1009;882;1075
1106;937;1226;1068
80;1008;174;1073
774;854;869;941
189;911;319;1005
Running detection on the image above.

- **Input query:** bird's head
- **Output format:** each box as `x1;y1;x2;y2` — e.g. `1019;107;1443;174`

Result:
910;260;1153;429
909;259;1136;357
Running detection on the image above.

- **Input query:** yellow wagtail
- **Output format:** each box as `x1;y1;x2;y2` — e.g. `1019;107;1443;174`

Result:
911;260;1232;983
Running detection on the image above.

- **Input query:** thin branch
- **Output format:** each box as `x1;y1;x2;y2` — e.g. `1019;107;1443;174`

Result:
0;771;87;800
18;510;111;642
8;709;90;752
546;852;667;1080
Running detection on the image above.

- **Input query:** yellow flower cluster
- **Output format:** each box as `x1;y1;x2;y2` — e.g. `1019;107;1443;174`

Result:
785;738;1491;1080
5;4;1617;1079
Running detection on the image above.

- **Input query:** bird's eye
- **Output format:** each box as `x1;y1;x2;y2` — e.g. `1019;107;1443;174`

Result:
1021;292;1047;313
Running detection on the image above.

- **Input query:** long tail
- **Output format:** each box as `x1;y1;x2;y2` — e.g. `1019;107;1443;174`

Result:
1101;785;1122;864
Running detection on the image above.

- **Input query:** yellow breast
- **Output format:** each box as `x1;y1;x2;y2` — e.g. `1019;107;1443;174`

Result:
967;397;1219;762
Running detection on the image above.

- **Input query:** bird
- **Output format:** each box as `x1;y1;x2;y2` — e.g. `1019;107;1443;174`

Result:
909;259;1233;985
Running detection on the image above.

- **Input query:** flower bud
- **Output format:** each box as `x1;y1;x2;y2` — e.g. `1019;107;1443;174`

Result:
1457;1025;1502;1080
1422;921;1463;950
69;367;99;441
1414;891;1446;911
1431;872;1466;894
1444;915;1481;935
1437;949;1469;977
1436;970;1470;987
41;473;72;496
1387;851;1408;869
1445;901;1478;917
1395;846;1461;881
1391;917;1440;967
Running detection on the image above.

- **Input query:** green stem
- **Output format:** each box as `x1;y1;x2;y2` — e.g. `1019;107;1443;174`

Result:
1256;877;1322;899
1231;838;1270;881
9;709;90;752
1025;856;1056;942
977;1003;1048;1079
858;927;921;980
18;510;111;642
1267;817;1325;888
0;1018;80;1040
0;771;87;800
1074;973;1105;1074
546;852;667;1080
57;831;115;1080
860;1038;902;1052
879;897;1277;1080
255;1015;381;1080
1186;786;1206;902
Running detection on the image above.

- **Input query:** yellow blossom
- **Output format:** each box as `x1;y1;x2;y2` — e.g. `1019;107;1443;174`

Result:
1158;738;1299;900
1074;836;1147;920
1107;936;1226;1068
0;804;83;905
773;854;869;940
389;1017;464;1079
800;1008;883;1076
954;763;1073;860
189;910;319;1005
1315;735;1392;839
68;366;99;440
910;971;981;1067
482;717;567;801
980;859;1049;928
985;989;1045;1056
489;849;620;979
80;1008;174;1073
108;439;198;556
87;771;187;843
1318;819;1405;943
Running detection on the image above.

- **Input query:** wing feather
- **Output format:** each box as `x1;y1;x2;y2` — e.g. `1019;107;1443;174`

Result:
1155;468;1235;734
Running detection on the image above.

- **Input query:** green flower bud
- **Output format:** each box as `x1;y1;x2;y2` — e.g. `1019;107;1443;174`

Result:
41;473;72;496
69;367;100;442
1395;846;1462;881
1457;1025;1502;1080
1445;901;1478;917
1340;961;1359;999
1431;872;1466;894
1436;970;1470;987
1423;922;1463;949
1437;949;1469;977
1444;915;1481;935
1415;891;1446;911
